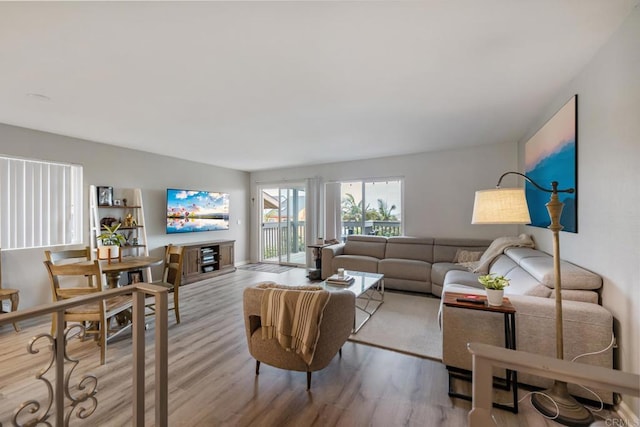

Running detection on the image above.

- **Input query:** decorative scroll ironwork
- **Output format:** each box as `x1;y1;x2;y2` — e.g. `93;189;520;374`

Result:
13;333;55;426
12;324;98;427
63;325;98;424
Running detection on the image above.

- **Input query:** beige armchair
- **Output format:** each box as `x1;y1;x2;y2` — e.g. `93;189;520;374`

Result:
243;286;355;390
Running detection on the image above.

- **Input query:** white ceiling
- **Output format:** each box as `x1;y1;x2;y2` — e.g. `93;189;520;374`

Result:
0;1;637;172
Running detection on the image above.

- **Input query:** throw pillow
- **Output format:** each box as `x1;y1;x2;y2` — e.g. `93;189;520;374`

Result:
454;249;484;263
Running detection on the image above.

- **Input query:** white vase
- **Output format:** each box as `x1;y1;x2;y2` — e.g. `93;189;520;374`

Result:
486;289;504;306
97;245;119;260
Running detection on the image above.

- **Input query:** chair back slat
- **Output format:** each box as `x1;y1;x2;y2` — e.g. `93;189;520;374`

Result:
43;260;105;302
45;247;92;263
163;245;184;287
45;247;94;287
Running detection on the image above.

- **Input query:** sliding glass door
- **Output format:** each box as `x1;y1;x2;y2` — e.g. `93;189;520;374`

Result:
260;184;306;266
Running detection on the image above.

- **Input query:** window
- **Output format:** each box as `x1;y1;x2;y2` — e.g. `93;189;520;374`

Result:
340;178;402;239
0;156;83;250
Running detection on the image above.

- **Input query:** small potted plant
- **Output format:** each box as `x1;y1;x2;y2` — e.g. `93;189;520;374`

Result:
97;223;126;259
478;273;510;306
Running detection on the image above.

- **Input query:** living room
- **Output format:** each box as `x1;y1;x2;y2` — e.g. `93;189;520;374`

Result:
0;2;638;425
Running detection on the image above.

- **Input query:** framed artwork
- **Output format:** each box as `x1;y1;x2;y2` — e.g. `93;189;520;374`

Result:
128;270;143;284
525;95;577;233
97;186;113;207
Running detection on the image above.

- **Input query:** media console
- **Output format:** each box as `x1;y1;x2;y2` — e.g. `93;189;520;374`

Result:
180;240;236;284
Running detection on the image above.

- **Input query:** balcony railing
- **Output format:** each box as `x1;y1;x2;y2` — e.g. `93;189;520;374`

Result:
341;220;402;239
0;284;169;427
261;221;306;260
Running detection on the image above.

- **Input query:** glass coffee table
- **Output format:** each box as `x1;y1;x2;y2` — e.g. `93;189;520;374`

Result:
321;270;384;333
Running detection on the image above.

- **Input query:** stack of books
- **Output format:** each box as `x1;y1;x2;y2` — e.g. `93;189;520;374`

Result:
326;274;355;285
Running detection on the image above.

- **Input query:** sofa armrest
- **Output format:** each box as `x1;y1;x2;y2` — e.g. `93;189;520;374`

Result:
442;293;614;403
321;243;344;279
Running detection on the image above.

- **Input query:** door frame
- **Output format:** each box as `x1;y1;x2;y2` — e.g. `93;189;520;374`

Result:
257;182;306;266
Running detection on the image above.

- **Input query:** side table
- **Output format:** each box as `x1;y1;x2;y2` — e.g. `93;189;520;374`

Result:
443;291;518;413
307;243;330;280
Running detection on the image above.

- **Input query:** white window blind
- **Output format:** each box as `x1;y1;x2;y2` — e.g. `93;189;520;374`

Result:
0;156;83;250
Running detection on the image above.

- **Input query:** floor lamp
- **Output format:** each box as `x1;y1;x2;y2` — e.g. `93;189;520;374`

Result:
472;171;593;427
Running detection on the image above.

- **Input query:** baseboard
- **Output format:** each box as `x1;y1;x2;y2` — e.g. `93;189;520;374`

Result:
615;399;639;425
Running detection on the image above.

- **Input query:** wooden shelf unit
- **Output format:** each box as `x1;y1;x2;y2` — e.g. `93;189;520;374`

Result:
181;240;235;284
89;186;152;282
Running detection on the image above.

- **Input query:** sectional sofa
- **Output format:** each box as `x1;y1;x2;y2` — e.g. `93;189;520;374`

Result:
321;235;492;294
321;235;614;403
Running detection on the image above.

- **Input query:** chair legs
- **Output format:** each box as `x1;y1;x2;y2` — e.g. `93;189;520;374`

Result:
10;293;20;332
146;290;180;324
99;313;107;365
253;360;314;390
173;289;180;324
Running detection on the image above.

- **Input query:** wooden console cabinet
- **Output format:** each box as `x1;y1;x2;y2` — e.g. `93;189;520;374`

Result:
181;240;236;284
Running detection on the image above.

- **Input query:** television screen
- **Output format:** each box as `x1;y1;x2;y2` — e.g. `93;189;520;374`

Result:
166;189;230;234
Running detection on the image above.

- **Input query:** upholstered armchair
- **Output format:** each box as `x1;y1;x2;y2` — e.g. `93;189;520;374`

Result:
243;286;355;390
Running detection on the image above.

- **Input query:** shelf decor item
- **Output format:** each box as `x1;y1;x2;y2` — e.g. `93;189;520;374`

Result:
477;274;509;306
97;186;113;206
97;223;126;261
472;171;592;426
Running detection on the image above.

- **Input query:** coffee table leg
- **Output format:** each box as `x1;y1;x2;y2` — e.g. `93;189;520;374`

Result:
352;279;384;333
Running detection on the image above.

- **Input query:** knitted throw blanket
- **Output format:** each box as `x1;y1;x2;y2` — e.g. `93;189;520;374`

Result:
472;233;535;274
259;285;330;365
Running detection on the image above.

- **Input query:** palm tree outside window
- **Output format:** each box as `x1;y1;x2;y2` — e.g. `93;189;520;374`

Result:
339;179;402;240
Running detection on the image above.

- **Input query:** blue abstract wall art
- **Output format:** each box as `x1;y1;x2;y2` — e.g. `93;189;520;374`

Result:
524;95;577;233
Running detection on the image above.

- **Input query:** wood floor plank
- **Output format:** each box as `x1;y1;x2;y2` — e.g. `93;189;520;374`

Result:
0;267;618;426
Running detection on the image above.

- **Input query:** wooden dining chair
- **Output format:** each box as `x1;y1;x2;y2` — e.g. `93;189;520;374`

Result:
44;246;96;336
0;248;20;332
43;260;132;365
45;246;94;287
146;244;185;324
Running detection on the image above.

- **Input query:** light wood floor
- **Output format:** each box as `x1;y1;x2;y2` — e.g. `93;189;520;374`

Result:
0;268;617;426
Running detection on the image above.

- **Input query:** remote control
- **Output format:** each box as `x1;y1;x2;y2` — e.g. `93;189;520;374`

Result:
456;297;485;305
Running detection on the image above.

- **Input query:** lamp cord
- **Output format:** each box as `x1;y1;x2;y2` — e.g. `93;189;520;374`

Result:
496;333;615;418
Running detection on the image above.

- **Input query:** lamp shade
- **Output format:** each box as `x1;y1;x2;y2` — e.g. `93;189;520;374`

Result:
472;188;531;224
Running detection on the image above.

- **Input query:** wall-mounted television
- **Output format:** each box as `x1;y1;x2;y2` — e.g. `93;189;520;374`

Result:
166;189;230;234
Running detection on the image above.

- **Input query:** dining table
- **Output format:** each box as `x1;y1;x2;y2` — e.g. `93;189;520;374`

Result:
99;255;163;288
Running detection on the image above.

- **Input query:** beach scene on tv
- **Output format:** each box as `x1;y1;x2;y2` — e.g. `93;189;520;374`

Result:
166;189;230;234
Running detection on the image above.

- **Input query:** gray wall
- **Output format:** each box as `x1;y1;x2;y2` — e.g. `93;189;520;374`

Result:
0;124;250;309
517;7;640;416
250;141;519;264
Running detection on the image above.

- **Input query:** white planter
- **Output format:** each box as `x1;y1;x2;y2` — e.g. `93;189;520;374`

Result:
486;289;504;306
97;245;119;260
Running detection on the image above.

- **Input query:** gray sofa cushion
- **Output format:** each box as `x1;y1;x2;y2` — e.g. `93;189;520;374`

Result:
489;254;551;296
504;247;602;290
431;262;469;289
385;237;434;262
343;235;387;259
433;238;492;263
385;277;431;294
379;258;430;282
443;270;483;289
332;255;379;274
